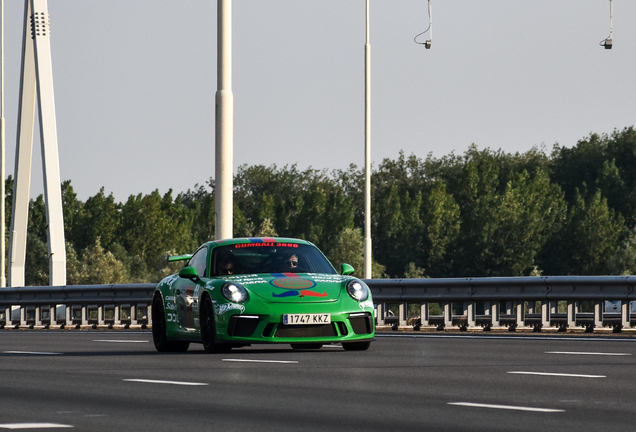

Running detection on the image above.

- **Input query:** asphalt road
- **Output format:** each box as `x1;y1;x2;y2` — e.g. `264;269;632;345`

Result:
1;331;635;431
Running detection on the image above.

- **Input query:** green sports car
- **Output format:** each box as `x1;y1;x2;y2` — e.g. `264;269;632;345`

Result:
152;237;375;352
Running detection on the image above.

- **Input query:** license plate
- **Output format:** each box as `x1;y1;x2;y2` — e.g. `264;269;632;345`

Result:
283;313;331;325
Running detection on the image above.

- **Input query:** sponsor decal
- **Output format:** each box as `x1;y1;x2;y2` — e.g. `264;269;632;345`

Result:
165;302;177;311
271;277;316;290
165;296;176;302
166;312;178;323
269;274;327;298
234;242;276;249
214;303;246;315
165;275;179;288
233;240;299;249
225;275;267;286
312;275;345;283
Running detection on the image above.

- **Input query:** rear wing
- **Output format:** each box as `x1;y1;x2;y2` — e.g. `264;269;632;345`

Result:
166;254;192;263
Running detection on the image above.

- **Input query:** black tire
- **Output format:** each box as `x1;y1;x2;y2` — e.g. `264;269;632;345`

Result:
152;295;189;353
290;343;323;350
342;341;371;351
201;296;231;353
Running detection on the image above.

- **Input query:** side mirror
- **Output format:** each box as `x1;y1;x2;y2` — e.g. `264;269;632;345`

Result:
340;263;355;276
179;266;199;281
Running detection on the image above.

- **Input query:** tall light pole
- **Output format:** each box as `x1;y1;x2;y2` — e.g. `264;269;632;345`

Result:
0;0;5;288
364;0;372;279
215;0;234;241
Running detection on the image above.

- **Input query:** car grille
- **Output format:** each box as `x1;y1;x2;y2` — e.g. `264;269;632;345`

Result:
349;313;373;335
274;324;337;338
228;316;261;337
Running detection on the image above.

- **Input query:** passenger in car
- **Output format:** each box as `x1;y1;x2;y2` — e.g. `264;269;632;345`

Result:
281;253;300;273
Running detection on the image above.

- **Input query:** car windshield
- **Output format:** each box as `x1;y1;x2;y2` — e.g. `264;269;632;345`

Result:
210;242;337;276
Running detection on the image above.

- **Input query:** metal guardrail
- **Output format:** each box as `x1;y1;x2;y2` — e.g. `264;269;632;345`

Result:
364;276;636;332
0;276;635;332
0;284;155;329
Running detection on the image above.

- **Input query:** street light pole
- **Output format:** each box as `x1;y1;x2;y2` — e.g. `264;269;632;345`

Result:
364;0;372;279
215;0;234;241
0;0;5;288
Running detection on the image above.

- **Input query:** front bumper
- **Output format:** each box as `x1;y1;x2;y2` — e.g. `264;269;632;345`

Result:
216;302;375;344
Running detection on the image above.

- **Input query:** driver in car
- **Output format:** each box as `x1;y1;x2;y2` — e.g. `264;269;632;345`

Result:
216;251;237;275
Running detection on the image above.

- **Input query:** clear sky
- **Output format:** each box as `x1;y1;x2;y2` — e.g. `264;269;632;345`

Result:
2;1;635;201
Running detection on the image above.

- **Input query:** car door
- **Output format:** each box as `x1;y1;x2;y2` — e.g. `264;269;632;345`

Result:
174;246;208;332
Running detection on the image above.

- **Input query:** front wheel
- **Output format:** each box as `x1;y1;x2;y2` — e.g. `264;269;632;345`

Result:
152;295;189;352
201;296;231;353
342;341;371;351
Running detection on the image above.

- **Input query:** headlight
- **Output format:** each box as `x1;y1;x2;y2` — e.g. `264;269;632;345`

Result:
346;280;369;301
222;282;248;303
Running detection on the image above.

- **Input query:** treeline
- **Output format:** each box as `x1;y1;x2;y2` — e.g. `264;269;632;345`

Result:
11;126;636;285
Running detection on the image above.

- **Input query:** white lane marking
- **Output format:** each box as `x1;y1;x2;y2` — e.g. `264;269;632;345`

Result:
546;351;631;356
0;424;74;429
3;351;62;355
123;379;208;386
222;359;298;364
92;340;149;343
508;371;606;378
449;402;564;413
376;333;636;342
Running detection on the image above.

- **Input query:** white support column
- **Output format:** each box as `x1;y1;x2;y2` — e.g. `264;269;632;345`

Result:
65;304;71;326
467;302;476;327
31;0;65;286
420;303;429;326
363;0;372;279
594;300;603;329
516;301;525;327
621;300;631;329
9;0;66;287
0;0;6;288
8;0;36;288
215;0;233;241
398;302;406;326
490;301;500;327
443;302;452;327
48;304;55;326
567;300;576;328
541;301;550;328
375;303;384;325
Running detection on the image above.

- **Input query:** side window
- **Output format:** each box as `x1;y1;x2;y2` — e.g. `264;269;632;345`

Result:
188;248;208;278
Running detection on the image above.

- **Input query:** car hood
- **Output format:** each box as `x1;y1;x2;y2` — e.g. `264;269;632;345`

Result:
223;273;349;303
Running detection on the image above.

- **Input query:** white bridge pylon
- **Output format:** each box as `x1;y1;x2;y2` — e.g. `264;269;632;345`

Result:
8;0;66;287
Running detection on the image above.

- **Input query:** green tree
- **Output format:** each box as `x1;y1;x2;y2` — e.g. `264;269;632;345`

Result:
67;239;127;285
73;187;120;251
118;191;171;270
542;190;624;275
327;227;385;278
